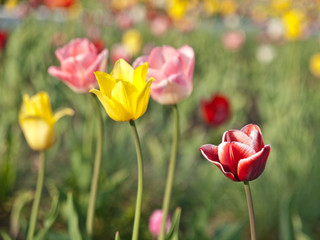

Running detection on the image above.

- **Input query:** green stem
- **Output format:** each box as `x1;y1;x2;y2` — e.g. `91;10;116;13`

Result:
244;181;257;240
129;120;144;240
158;104;179;240
27;151;45;240
86;95;104;239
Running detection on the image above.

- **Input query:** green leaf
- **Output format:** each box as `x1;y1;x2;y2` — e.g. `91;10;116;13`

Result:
166;207;181;240
34;190;60;240
292;214;313;240
114;231;120;240
67;192;82;240
10;190;34;238
279;196;295;240
1;231;13;240
213;223;244;240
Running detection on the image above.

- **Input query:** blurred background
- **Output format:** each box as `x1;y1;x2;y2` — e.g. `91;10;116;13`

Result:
1;0;320;239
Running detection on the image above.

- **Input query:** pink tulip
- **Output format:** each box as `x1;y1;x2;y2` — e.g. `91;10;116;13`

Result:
48;38;108;93
200;124;271;181
148;209;171;237
133;45;195;105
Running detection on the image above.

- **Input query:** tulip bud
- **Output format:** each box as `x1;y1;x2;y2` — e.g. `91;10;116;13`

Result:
19;92;74;151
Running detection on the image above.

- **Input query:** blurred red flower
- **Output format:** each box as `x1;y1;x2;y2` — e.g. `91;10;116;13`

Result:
44;0;76;8
0;30;9;51
92;39;106;53
201;94;231;126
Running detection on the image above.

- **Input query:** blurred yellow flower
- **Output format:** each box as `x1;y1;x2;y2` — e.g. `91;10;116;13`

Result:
111;0;137;11
122;29;142;56
19;92;74;151
282;9;306;40
203;0;219;15
167;0;188;20
271;0;291;15
220;0;237;16
309;53;320;77
4;0;18;10
90;59;154;122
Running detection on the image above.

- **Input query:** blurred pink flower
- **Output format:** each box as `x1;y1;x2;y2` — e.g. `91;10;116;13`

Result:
48;38;108;93
150;15;171;36
133;45;195;105
116;11;133;30
222;30;246;52
149;209;171;237
110;43;132;64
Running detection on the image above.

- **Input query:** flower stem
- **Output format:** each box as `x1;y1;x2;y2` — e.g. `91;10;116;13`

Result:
27;151;45;240
244;181;257;240
158;104;179;240
86;95;104;239
129;120;144;240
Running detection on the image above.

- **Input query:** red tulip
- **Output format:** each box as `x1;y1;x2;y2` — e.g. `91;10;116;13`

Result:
0;30;8;51
201;94;230;126
200;124;271;181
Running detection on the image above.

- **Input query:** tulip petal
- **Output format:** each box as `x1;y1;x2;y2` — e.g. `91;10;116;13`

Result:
241;124;265;151
200;144;219;163
22;92;54;123
94;71;116;97
178;45;195;78
53;108;74;122
134;78;153;119
162;56;183;77
148;47;166;69
19;116;55;151
223;130;252;146
218;142;237;176
86;49;108;74
148;69;166;83
48;66;72;83
161;45;179;62
111;59;134;83
133;62;148;91
132;55;149;69
200;144;237;181
230;142;256;160
237;145;271;181
151;73;191;105
90;89;132;121
111;81;131;112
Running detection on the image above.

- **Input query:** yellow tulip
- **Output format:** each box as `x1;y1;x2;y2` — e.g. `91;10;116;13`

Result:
19;92;74;151
90;59;154;122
